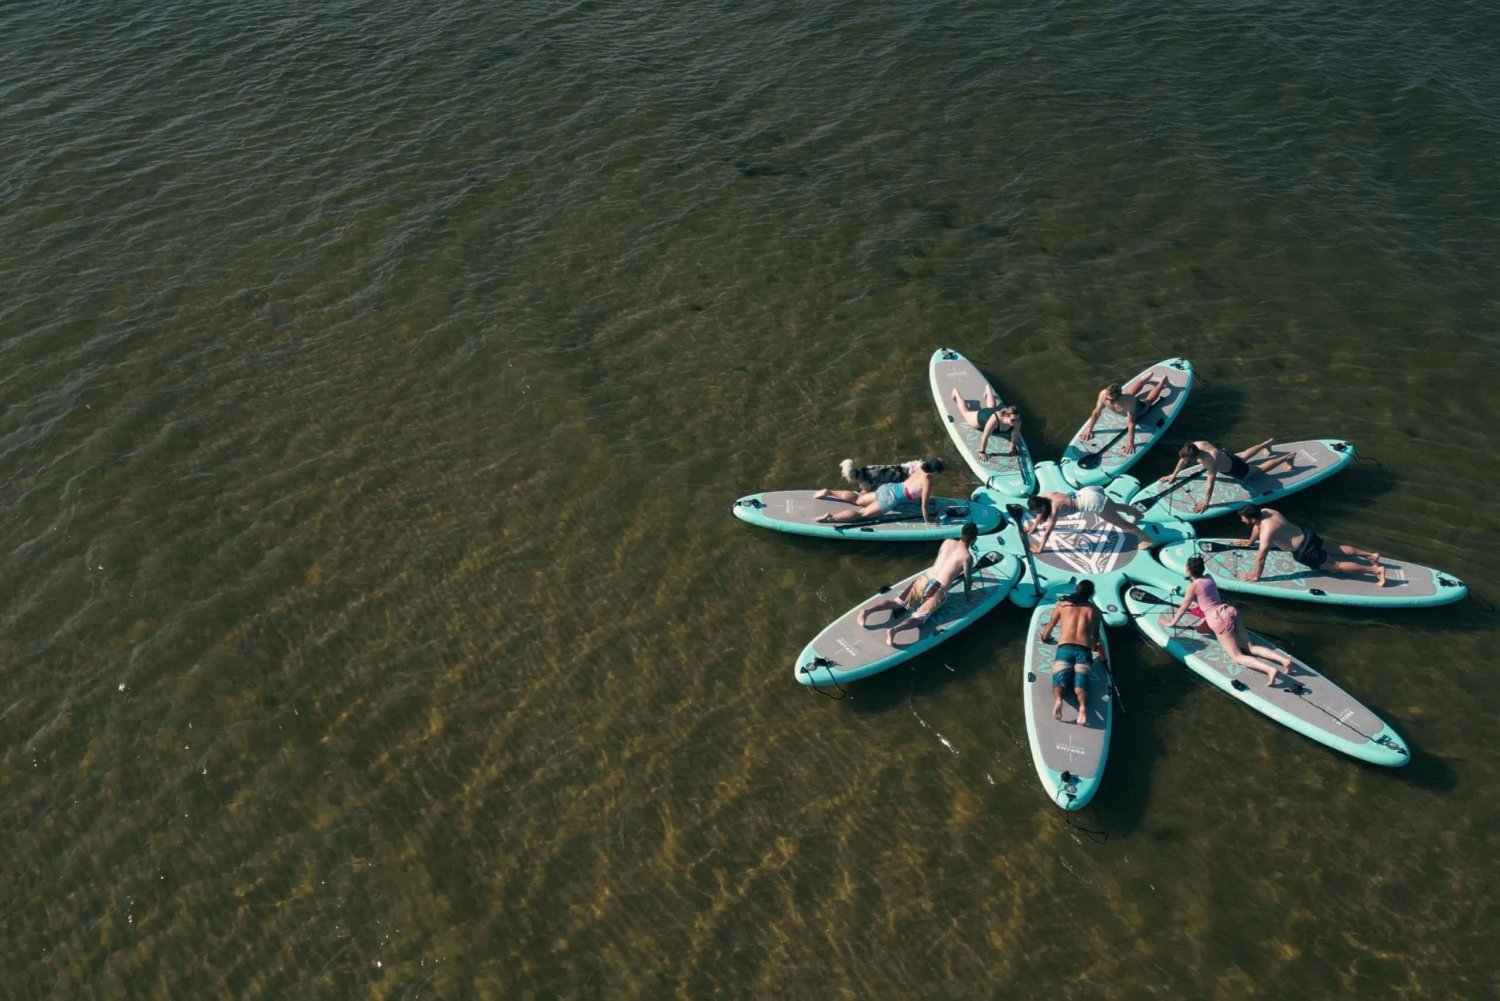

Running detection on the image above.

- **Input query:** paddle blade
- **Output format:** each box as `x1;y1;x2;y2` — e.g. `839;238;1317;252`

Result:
1076;451;1103;470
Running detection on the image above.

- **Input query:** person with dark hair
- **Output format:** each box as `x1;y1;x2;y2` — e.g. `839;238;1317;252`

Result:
1237;506;1386;586
1039;580;1103;724
1165;555;1292;687
949;387;1022;461
1157;439;1296;512
1079;372;1170;455
814;457;945;524
1024;487;1153;553
858;522;979;646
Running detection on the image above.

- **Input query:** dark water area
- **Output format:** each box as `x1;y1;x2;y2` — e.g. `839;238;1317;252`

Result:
2;1;1497;997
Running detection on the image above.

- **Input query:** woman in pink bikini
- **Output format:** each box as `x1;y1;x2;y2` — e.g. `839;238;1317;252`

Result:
813;458;944;524
1164;555;1294;687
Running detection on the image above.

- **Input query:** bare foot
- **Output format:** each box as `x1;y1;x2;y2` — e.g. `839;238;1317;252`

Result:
1372;557;1387;587
1263;671;1280;688
885;627;900;648
857;608;869;628
950;388;964;408
815;513;834;523
1076;706;1088;725
813;488;831;500
1052;700;1064;721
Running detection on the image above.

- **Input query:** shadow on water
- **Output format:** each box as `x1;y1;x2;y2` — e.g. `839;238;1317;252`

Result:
1083;628;1206;840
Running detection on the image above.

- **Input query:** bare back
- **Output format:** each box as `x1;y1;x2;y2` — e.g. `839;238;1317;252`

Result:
928;537;973;590
1050;600;1098;648
1256;508;1306;551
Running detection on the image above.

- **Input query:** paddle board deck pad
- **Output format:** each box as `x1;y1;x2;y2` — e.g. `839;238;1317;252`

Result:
929;348;1037;495
1156;539;1467;608
732;490;1002;541
1023;598;1113;809
1124;585;1409;766
1132;439;1356;524
1060;358;1194;488
981;463;1192;627
795;535;1020;686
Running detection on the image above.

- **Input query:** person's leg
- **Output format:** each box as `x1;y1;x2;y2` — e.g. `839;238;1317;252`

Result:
1051;667;1072;720
1138;375;1169;407
858;594;907;628
1236;438;1276;461
1251;450;1296;475
1098;499;1154;544
888;591;943;646
1073;668;1090;725
950;388;982;427
1322;549;1387;586
1214;627;1283;686
816;496;883;523
813;488;860;502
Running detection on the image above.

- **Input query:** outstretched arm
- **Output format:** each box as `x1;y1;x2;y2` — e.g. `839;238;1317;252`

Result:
1165;581;1197;627
1122;411;1138;454
1195;469;1218;513
1032;511;1059;553
920;480;933;524
1159;455;1188;484
977;415;998;458
1080;398;1105;439
1007;421;1022;455
1246;531;1272;582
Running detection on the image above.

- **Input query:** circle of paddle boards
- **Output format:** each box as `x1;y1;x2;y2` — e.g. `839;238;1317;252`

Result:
1131;439;1356;524
732;490;1002;541
928;347;1037;496
794;536;1021;686
1022;596;1113;810
985;462;1193;627
1059;358;1195;488
1123;584;1410;766
1156;539;1468;608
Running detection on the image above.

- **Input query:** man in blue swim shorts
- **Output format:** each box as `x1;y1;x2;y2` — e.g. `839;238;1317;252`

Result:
1038;579;1104;725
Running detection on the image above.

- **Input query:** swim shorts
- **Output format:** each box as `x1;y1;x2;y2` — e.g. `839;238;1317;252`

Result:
874;481;909;511
1052;643;1093;687
1292;529;1328;570
901;573;947;620
1073;487;1108;514
1226;454;1250;479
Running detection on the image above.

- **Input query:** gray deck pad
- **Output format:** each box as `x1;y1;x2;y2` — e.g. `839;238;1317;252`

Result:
929;348;1035;495
1156;539;1464;607
1059;358;1194;487
1132;439;1355;522
1125;585;1409;764
1023;600;1112;807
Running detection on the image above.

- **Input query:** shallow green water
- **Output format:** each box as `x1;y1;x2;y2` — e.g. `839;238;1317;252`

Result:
2;1;1497;997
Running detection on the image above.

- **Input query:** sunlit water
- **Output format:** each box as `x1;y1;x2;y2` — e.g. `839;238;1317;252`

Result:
3;1;1497;997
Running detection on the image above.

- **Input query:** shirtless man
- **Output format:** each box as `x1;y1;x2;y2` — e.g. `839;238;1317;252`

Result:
1079;373;1170;456
1159;439;1296;512
1038;580;1104;724
1025;487;1154;554
858;522;978;646
1236;506;1387;586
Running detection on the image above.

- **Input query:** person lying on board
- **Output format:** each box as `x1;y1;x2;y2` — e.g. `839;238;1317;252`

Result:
948;387;1022;461
857;522;978;647
1039;580;1104;725
1024;487;1154;553
1078;373;1169;455
813;458;945;525
1236;506;1387;586
1158;439;1296;512
1165;555;1293;687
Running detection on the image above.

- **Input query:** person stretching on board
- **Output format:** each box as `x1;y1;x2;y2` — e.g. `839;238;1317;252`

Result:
857;522;978;646
1079;374;1170;455
1157;439;1296;513
813;458;945;525
1164;555;1294;687
1038;580;1104;725
948;388;1022;461
1024;488;1154;554
1236;506;1387;586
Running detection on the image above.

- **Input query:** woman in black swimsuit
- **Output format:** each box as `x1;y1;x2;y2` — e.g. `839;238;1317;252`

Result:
949;387;1021;460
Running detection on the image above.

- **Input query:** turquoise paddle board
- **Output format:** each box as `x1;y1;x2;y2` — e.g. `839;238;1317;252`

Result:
929;347;1036;495
1132;439;1356;524
982;463;1192;628
1156;539;1467;608
795;534;1020;686
1124;584;1409;766
1023;595;1113;809
1059;358;1194;488
732;490;1002;542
